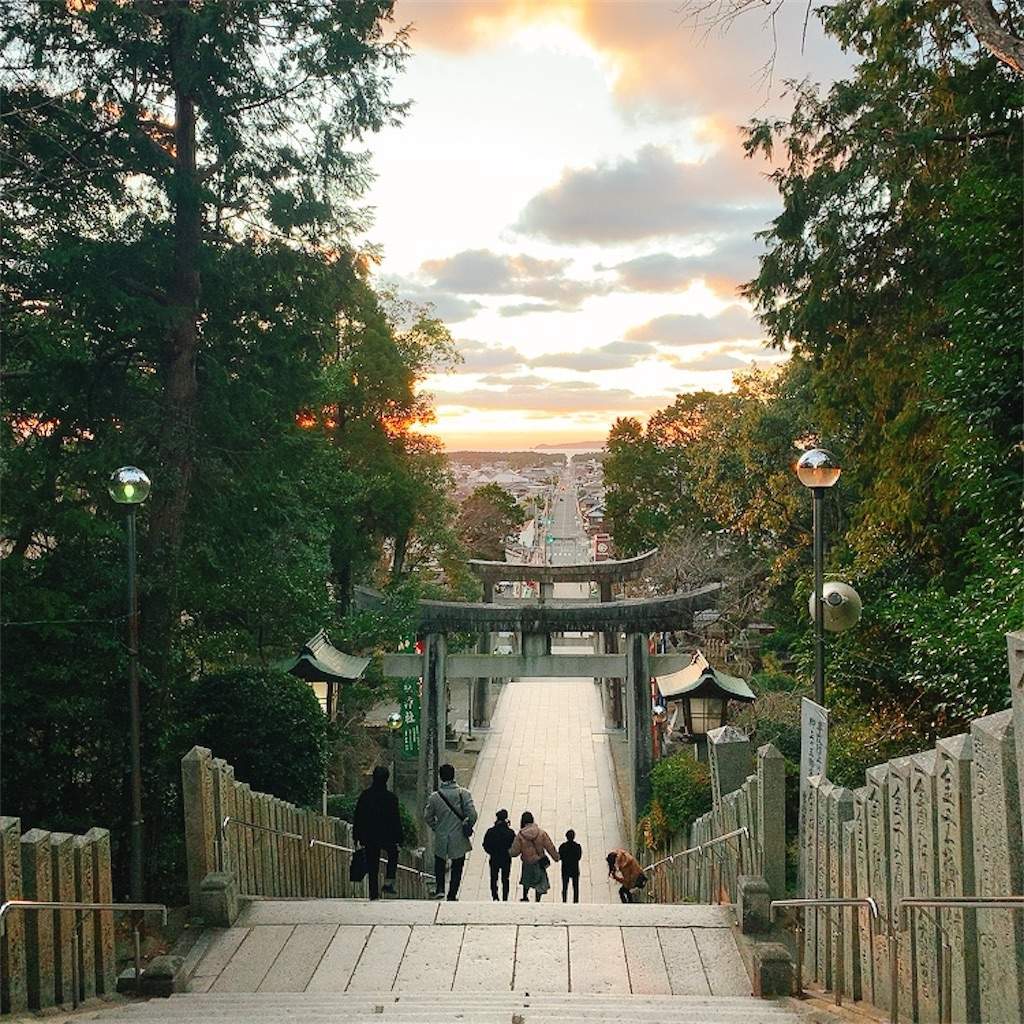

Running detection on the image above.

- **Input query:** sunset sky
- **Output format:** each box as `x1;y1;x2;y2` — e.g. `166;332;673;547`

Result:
362;1;850;450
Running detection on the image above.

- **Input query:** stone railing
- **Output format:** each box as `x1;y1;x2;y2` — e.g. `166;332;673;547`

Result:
644;735;786;907
181;747;430;919
0;817;117;1014
799;704;1024;1024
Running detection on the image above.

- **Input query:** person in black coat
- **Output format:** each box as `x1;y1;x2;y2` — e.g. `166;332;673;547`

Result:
482;808;515;901
558;829;582;903
353;765;403;900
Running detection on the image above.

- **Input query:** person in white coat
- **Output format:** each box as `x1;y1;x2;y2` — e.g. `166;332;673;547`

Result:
424;763;478;901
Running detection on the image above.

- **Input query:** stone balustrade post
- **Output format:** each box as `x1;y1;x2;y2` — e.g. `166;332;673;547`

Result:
49;833;75;1006
757;743;786;900
970;710;1024;1024
1;816;28;1014
85;827;116;996
181;746;216;914
72;834;96;1001
20;828;54;1010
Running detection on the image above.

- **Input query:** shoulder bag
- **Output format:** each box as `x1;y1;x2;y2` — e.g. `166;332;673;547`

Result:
437;788;474;838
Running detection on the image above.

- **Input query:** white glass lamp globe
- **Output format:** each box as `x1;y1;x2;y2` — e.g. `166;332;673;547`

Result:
387;711;403;732
108;466;151;505
809;581;863;633
795;449;841;488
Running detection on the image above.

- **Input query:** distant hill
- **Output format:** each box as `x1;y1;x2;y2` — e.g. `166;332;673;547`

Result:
535;440;604;450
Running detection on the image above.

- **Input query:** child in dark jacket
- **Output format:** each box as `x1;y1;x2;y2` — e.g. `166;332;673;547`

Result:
558;829;582;903
482;809;515;901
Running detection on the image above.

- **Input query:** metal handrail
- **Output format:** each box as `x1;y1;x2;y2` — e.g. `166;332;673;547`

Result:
308;837;434;882
0;899;168;1009
221;815;303;842
644;843;703;873
770;897;880;1008
702;826;749;850
896;894;1024;929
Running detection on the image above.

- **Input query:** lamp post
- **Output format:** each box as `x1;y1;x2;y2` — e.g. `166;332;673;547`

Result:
387;711;403;791
109;466;151;902
795;449;841;705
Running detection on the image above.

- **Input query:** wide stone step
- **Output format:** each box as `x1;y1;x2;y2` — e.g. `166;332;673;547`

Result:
85;992;804;1023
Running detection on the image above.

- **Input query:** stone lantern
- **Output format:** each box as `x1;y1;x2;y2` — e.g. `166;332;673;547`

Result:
657;651;756;761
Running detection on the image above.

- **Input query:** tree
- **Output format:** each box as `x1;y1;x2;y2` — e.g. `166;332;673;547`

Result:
457;484;525;562
2;0;410;673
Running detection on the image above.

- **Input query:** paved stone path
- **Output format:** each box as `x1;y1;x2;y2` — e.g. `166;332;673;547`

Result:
457;649;626;904
188;900;750;996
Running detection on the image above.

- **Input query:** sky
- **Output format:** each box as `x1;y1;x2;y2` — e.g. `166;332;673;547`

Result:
360;0;851;450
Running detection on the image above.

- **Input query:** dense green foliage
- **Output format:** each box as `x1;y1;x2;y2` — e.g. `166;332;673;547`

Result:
191;669;328;808
639;753;713;849
0;1;467;899
608;0;1023;753
457;484;526;562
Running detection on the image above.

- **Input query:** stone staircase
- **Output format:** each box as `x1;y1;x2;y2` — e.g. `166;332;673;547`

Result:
81;899;808;1023
84;992;804;1022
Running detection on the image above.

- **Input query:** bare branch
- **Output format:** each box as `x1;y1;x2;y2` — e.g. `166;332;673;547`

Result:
957;0;1024;75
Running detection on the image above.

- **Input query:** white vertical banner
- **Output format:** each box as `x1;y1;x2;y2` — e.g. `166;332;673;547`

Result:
798;696;829;891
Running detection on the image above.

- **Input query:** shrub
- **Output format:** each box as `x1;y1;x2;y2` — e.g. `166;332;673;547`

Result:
643;752;713;847
190;668;327;807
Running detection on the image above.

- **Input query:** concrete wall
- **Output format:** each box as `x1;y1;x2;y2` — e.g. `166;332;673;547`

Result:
0;818;116;1014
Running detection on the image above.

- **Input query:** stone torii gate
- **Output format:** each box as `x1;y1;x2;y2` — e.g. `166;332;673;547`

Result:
381;584;722;827
467;550;659;728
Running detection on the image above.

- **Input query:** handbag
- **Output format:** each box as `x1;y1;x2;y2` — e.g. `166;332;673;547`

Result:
438;788;474;838
537;855;551;871
349;846;368;883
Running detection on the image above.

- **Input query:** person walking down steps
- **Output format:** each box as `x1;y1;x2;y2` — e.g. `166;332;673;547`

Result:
483;808;515;901
510;811;559;903
558;829;582;903
424;763;478;901
607;848;647;903
353;765;402;900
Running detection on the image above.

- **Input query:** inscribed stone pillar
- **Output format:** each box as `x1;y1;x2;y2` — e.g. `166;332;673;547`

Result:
935;732;980;1024
852;787;875;1007
970;710;1024;1024
757;744;786;901
814;780;834;988
887;756;916;1022
1008;631;1024;834
910;751;941;1023
827;787;854;998
803;774;821;978
865;764;892;1011
50;833;75;1006
72;834;96;1001
181;746;216;913
708;725;753;808
20;827;53;1010
842;819;862;1003
625;632;653;827
0;816;27;1015
418;633;447;838
85;828;115;998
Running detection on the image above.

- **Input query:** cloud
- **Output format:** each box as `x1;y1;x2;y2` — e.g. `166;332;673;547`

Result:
670;351;747;372
498;302;563;318
420;248;608;310
601;234;762;297
516;145;776;244
625;304;762;346
382;276;483;323
432;379;662;414
455;338;525;373
531;340;658;371
397;0;851;122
